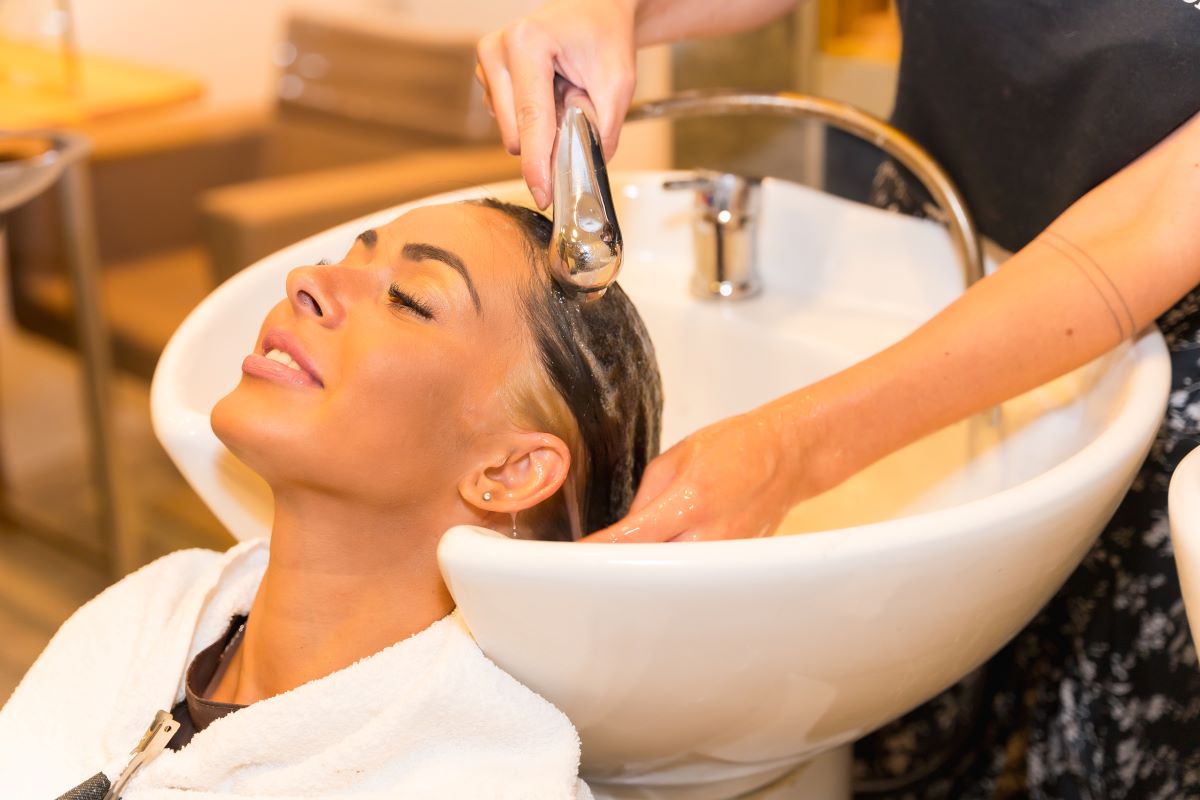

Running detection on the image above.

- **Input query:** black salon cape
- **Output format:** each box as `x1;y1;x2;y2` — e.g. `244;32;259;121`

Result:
892;0;1200;251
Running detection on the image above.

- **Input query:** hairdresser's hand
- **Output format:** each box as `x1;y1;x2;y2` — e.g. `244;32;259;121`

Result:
475;0;638;209
584;404;839;543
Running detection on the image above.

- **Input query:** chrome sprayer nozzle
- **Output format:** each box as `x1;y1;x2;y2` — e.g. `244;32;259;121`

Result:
549;91;623;301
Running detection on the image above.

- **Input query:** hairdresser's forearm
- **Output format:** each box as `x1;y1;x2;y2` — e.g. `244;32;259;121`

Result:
770;112;1200;493
774;227;1158;490
632;0;800;47
821;205;1196;484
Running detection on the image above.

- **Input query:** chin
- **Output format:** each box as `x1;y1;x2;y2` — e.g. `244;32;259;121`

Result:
211;380;316;486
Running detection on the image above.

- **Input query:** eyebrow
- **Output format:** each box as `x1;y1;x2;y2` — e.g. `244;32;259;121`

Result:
400;242;481;313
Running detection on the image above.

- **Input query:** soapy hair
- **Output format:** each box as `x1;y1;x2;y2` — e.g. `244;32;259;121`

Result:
472;198;663;540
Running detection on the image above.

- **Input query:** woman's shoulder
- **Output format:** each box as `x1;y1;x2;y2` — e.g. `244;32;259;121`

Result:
20;540;263;673
9;538;266;698
85;540;260;614
121;541;247;583
0;540;266;792
116;545;227;587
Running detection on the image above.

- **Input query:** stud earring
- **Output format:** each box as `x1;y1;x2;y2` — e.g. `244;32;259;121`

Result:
482;491;493;502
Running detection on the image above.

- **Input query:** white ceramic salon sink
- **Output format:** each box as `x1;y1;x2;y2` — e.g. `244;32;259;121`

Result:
152;172;1170;799
1169;444;1200;649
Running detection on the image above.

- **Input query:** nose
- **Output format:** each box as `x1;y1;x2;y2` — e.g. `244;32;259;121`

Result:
285;264;346;326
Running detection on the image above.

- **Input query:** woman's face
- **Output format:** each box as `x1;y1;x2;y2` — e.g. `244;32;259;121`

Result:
211;203;543;519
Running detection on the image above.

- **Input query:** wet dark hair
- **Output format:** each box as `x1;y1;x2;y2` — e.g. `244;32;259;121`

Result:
471;198;663;540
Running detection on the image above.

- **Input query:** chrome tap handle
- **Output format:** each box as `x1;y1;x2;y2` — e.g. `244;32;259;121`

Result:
628;91;984;289
664;171;763;300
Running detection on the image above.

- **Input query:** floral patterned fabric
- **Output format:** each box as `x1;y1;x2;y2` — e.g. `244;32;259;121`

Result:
852;174;1200;799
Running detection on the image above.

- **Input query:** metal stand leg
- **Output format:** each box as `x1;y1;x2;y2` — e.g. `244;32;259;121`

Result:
56;158;139;578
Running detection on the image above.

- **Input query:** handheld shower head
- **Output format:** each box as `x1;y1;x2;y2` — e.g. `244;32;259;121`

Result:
549;84;623;301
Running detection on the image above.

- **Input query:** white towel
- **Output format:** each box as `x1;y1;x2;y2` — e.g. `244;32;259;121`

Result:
0;539;591;799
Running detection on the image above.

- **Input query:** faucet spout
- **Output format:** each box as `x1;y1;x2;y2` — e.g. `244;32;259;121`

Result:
549;90;623;300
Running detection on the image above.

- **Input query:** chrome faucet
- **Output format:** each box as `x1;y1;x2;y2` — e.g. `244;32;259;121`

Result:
664;171;763;300
548;85;623;301
626;91;984;289
547;89;987;303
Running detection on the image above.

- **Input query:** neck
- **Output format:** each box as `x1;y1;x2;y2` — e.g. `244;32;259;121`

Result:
211;489;456;705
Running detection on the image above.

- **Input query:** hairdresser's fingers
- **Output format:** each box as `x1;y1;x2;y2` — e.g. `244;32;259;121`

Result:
584;408;817;544
551;45;635;162
625;449;681;516
581;494;690;544
503;21;560;209
474;64;494;117
475;35;520;154
478;1;639;205
587;56;637;161
581;450;700;543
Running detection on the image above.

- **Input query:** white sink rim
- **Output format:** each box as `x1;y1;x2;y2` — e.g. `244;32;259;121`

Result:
1168;440;1200;648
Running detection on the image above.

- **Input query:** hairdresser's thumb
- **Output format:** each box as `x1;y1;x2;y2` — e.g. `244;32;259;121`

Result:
581;506;677;544
580;453;686;544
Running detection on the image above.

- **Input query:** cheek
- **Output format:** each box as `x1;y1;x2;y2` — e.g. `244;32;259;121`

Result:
321;328;483;484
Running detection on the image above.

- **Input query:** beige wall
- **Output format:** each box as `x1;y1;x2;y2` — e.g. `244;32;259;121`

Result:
37;0;671;168
62;0;541;110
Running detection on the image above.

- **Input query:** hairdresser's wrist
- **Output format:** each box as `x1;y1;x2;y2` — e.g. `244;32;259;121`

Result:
758;382;857;507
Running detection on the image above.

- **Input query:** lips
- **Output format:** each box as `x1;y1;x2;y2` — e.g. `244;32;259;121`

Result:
242;329;324;389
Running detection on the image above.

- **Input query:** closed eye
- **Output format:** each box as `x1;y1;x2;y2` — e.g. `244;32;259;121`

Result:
388;284;435;320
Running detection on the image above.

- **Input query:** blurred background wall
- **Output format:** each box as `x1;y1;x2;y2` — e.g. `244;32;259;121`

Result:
14;0;538;109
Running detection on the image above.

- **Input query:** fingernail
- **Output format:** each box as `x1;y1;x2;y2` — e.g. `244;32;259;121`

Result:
532;187;549;209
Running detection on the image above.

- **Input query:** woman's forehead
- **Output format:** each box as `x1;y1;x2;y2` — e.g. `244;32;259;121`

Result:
372;202;527;274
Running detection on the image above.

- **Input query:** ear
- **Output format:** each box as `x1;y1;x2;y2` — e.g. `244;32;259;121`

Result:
458;432;571;513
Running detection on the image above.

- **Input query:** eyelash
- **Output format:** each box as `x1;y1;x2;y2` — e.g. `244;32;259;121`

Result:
388;284;435;320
